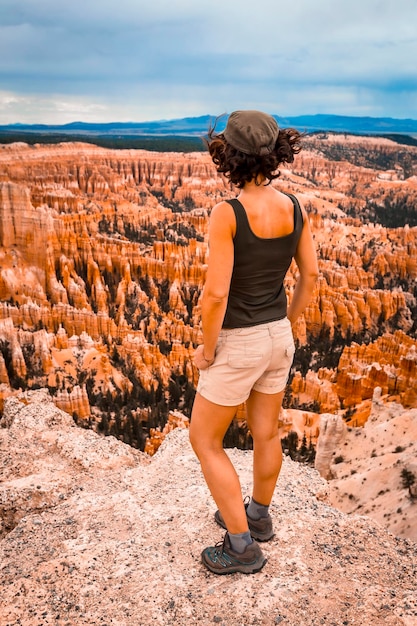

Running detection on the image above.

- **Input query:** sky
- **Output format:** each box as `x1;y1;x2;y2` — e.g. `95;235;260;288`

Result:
1;0;417;124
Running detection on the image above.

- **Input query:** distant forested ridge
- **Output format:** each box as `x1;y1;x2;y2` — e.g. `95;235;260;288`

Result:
0;132;206;152
1;113;417;151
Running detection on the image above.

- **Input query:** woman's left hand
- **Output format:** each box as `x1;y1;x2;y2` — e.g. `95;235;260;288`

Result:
193;345;215;370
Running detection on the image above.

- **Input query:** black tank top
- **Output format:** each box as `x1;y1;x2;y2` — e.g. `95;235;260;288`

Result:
222;193;304;328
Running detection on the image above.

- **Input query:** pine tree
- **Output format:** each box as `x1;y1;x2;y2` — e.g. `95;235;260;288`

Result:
401;468;416;499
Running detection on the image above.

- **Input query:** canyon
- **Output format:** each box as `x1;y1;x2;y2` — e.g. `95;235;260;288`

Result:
0;135;416;542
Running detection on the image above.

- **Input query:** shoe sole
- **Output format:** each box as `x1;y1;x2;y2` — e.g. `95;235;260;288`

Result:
214;511;275;542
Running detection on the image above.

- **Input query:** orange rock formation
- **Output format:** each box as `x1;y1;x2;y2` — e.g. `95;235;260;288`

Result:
0;137;415;451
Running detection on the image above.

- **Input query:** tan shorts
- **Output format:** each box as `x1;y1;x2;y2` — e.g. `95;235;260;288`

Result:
196;317;295;406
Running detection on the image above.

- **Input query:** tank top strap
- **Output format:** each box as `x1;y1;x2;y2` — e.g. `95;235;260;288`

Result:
281;192;304;228
225;198;249;233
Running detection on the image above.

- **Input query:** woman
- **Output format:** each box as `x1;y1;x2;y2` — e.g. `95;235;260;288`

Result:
189;110;318;575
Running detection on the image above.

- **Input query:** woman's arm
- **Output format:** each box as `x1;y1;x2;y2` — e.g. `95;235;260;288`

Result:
193;201;235;370
287;202;319;324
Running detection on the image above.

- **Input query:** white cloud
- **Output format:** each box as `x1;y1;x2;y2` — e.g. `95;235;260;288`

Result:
0;92;109;124
0;0;417;122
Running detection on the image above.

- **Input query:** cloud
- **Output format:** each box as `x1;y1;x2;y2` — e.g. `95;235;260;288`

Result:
0;91;110;124
1;0;417;122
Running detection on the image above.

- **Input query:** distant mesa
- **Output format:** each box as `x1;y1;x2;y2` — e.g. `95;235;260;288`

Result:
1;113;417;137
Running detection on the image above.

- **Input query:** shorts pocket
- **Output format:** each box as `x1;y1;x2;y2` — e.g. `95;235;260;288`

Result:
284;343;295;360
227;353;263;369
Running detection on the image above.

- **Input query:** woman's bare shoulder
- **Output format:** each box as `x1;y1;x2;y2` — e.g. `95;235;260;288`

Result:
211;199;235;216
210;200;236;223
209;200;236;235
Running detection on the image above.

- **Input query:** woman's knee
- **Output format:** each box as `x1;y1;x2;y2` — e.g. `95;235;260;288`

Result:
189;424;210;456
251;427;280;446
189;425;223;459
188;424;200;454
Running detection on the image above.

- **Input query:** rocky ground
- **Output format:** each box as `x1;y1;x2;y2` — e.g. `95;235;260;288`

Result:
1;390;416;626
314;395;417;543
325;396;417;542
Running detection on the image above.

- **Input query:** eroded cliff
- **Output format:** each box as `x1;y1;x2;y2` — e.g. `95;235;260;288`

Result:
0;138;416;453
315;390;417;542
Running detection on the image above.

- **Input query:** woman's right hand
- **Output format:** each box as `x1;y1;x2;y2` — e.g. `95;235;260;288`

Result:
193;344;215;370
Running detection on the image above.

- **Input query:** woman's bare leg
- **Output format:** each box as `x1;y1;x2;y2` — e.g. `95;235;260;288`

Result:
245;389;284;505
189;392;249;534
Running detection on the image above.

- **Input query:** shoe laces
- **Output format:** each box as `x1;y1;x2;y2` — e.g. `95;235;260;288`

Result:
208;536;237;567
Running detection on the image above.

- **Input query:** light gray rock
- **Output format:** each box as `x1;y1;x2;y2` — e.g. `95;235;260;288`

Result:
1;392;416;626
314;413;347;479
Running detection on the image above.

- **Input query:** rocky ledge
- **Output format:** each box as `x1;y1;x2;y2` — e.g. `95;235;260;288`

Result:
0;390;416;626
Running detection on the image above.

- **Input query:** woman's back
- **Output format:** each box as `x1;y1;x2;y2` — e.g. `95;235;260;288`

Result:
236;185;296;239
222;188;304;329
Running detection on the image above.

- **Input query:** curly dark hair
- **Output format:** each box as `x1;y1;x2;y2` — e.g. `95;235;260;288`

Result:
206;118;304;188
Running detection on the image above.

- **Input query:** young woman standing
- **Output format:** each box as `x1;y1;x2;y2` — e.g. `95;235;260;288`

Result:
189;110;319;574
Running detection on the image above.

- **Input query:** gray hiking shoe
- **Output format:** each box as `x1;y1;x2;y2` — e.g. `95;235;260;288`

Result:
214;500;275;542
201;533;267;575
